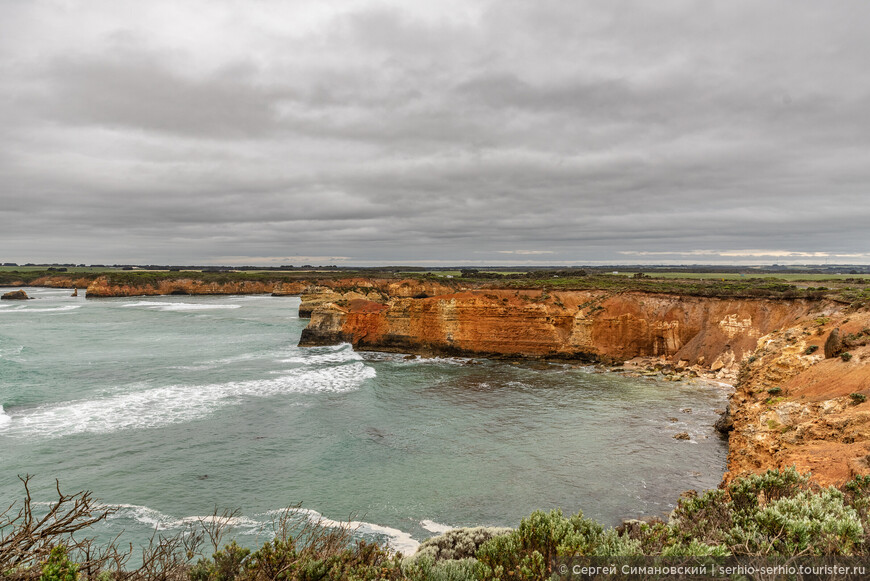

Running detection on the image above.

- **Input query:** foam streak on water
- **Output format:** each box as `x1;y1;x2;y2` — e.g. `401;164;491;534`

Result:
277;508;421;555
0;305;81;313
122;301;241;311
98;503;421;554
1;363;375;438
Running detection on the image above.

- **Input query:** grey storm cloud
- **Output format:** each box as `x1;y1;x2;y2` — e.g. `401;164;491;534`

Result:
1;0;870;265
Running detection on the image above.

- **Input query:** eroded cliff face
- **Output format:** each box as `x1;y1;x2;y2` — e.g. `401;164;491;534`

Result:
300;289;817;374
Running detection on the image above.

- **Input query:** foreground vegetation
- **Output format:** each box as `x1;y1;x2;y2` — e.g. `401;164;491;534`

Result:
4;468;870;580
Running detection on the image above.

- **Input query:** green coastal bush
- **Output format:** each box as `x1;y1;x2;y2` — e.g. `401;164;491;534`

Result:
40;547;79;581
7;468;870;580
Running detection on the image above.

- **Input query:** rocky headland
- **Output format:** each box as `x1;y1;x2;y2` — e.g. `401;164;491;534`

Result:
296;281;870;487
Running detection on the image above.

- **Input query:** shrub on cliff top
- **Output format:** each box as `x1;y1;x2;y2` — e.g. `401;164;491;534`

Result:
413;527;511;562
475;509;604;580
727;466;809;512
729;489;864;555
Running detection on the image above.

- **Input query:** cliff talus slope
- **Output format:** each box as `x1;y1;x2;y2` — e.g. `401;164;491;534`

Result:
725;311;870;486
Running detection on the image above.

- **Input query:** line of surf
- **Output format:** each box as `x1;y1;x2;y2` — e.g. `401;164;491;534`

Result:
0;362;376;438
101;503;429;554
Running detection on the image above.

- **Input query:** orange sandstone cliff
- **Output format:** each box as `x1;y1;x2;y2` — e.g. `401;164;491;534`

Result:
300;289;818;375
298;287;870;486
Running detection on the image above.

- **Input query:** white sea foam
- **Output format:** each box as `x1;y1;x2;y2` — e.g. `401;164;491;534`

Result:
359;352;471;366
281;508;420;555
121;301;240;311
0;362;376;437
420;520;454;534
0;406;10;427
280;346;362;364
0;305;81;313
109;504;268;534
102;503;420;554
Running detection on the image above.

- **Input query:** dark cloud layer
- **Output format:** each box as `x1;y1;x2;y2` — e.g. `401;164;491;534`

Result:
1;0;869;265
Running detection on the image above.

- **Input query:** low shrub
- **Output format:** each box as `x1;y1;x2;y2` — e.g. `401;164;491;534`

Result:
10;468;870;579
475;509;603;580
413;528;511;562
40;547;79;581
733;489;863;555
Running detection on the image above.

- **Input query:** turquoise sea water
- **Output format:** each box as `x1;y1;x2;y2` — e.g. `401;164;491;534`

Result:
0;288;728;553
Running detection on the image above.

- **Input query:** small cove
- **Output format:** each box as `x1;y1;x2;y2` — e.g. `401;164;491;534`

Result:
0;288;728;552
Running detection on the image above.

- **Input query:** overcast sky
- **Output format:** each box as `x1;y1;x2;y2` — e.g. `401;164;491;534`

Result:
1;0;869;266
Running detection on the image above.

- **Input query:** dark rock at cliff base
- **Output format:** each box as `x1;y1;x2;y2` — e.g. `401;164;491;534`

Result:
824;328;842;358
1;289;30;300
714;404;733;435
298;328;353;347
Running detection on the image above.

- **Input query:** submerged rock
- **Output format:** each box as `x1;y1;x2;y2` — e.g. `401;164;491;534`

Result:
673;432;690;440
1;289;30;300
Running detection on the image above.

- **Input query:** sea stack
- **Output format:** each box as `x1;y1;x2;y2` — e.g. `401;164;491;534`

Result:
1;289;31;300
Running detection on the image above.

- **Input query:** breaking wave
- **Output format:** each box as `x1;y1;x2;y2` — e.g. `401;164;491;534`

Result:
105;503;420;554
0;363;376;438
275;508;420;555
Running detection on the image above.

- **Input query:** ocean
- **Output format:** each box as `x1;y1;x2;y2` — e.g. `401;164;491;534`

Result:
0;288;728;554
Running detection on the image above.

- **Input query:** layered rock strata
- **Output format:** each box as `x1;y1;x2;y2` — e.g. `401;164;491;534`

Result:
300;289;817;377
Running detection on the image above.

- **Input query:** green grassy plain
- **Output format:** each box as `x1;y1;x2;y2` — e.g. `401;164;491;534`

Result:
616;271;870;281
